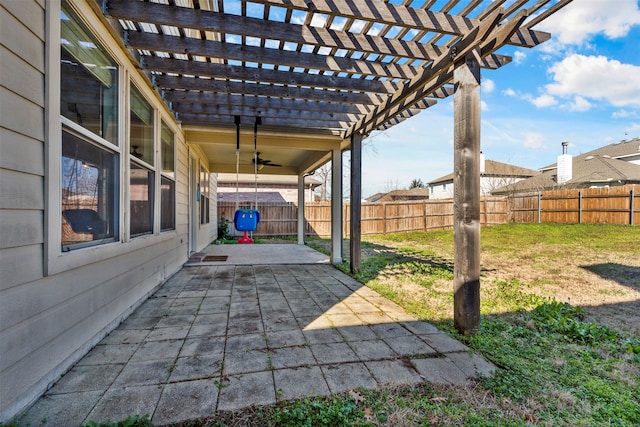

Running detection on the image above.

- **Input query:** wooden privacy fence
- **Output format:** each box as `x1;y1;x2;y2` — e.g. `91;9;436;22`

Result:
219;185;637;238
509;184;638;225
219;198;508;238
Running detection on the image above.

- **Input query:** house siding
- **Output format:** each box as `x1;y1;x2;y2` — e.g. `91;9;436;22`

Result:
0;1;208;421
429;176;527;199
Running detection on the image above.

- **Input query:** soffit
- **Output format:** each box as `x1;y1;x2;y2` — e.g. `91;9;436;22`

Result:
93;0;571;173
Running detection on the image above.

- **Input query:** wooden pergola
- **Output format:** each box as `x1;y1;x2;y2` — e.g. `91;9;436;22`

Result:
95;0;571;335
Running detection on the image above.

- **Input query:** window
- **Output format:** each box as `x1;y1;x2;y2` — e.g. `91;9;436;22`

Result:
160;121;175;231
60;4;118;145
60;3;119;251
61;131;118;249
129;162;154;236
200;166;210;224
129;84;155;237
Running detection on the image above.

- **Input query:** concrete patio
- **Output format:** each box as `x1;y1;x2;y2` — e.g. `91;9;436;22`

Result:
17;244;495;426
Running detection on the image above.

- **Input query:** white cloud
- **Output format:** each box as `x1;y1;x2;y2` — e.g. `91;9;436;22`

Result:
626;122;640;133
523;132;546;149
348;20;367;34
503;88;517;97
564;96;592;112
545;54;640;108
537;0;640;45
514;50;527;64
481;100;489;111
612;110;638;119
291;15;305;25
309;14;327;28
481;78;495;94
532;94;558;108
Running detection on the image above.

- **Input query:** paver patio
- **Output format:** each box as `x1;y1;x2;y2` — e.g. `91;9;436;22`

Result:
18;245;495;426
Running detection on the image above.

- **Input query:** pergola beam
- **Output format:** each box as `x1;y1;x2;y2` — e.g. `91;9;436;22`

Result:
155;75;382;105
142;56;400;94
178;113;351;130
248;0;550;48
251;0;475;36
349;8;529;138
346;7;507;139
172;103;364;123
164;91;373;115
127;32;423;80
107;0;446;61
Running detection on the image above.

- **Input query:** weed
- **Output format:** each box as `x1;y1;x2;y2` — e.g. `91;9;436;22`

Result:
530;301;619;345
213;379;229;390
261;393;372;427
82;415;152;427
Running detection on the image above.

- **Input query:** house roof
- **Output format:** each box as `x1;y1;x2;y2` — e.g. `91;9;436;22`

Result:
366;188;430;202
428;159;539;185
217;173;321;187
493;151;640;194
540;138;640;171
90;1;569;176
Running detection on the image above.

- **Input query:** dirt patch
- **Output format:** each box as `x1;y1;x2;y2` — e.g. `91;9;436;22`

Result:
480;246;640;335
309;233;640;336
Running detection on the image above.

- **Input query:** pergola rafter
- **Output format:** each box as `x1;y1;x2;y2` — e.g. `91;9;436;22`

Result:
100;0;563;136
94;0;572;335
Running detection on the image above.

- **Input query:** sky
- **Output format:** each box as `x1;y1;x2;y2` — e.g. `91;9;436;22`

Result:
355;0;640;198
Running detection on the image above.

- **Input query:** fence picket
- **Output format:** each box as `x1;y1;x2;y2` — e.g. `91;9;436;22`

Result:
217;184;637;238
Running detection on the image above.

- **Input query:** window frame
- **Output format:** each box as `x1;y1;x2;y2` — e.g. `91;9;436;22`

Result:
160;120;176;232
60;120;120;251
45;0;178;275
200;165;210;225
128;81;156;238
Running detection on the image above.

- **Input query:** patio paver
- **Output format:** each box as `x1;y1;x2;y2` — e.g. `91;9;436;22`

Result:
16;246;495;426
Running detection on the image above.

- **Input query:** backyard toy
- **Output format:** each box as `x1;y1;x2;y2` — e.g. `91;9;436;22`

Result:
232;116;261;243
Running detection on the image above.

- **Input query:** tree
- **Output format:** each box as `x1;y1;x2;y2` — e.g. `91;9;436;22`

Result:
409;178;425;189
314;163;331;201
383;179;402;192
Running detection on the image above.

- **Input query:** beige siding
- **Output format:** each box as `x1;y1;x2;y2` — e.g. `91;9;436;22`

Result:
2;1;45;41
0;6;45;73
0;128;44;176
0;245;44;291
0;0;192;421
1;47;44;107
0;87;44;142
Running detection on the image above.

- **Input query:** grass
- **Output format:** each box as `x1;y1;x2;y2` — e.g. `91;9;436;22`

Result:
8;224;638;427
171;223;638;427
303;224;640;426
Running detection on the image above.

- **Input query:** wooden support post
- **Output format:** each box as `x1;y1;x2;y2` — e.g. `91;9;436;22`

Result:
630;187;635;226
331;147;343;264
453;52;481;336
538;192;542;223
578;190;583;224
350;133;362;274
297;174;305;244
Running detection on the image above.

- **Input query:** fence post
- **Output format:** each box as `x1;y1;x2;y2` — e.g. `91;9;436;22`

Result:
631;186;635;226
424;202;428;231
383;203;387;234
537;192;541;223
578;190;582;224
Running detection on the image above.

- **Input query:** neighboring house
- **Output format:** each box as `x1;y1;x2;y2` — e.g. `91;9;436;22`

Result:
217;173;321;204
366;188;430;202
428;157;539;199
493;139;640;194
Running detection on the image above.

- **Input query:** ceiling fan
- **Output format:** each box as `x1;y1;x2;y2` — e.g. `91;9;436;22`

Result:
252;152;282;168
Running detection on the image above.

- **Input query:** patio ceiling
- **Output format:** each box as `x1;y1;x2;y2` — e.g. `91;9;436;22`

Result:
96;0;571;174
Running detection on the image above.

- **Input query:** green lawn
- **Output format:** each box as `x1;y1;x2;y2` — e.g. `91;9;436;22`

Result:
29;224;638;427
